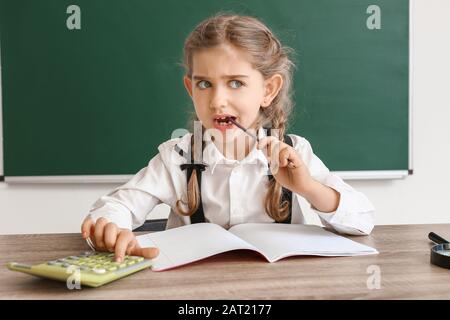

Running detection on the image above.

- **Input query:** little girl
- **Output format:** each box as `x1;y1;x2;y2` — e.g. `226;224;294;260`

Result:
81;13;375;262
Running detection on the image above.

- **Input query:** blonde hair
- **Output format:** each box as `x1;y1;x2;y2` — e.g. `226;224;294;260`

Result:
176;12;297;222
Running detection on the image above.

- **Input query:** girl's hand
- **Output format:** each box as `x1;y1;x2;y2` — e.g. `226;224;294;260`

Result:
257;136;314;196
81;217;159;262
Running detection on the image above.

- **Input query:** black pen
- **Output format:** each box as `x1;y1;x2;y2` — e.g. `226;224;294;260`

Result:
227;117;297;169
227;117;259;142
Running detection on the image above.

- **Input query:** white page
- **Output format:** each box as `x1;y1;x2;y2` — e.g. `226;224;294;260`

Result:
136;223;256;271
229;223;378;262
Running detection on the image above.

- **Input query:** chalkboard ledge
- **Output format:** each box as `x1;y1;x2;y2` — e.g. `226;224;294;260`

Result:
2;171;410;183
334;170;409;180
3;175;134;183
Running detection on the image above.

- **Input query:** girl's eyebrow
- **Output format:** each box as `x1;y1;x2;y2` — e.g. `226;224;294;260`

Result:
192;75;249;80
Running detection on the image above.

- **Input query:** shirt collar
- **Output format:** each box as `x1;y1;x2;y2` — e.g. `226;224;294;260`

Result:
202;127;269;175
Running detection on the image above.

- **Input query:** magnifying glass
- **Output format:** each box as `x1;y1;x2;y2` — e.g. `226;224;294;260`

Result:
428;232;450;269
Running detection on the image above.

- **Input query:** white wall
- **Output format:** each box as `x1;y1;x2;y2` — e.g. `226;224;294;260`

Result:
1;0;449;234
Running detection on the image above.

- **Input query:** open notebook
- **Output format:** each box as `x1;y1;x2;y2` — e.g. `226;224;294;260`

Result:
136;223;378;271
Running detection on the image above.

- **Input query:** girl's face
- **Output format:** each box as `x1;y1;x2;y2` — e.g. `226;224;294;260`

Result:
183;43;282;139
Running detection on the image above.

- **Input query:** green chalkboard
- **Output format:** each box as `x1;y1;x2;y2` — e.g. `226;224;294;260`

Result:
0;0;409;178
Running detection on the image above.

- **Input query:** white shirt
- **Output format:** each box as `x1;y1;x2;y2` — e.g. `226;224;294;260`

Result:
88;128;375;235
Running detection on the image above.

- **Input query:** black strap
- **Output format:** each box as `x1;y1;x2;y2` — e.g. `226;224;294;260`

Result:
177;130;294;224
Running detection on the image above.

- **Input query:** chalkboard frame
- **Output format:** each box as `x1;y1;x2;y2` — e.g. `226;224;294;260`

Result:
0;0;413;183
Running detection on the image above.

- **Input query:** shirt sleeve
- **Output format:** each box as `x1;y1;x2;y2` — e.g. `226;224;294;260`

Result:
87;153;174;230
289;135;375;236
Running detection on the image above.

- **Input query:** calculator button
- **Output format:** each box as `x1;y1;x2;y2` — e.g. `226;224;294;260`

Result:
107;266;117;271
68;256;80;260
92;268;106;274
47;261;59;265
126;260;136;266
118;263;127;269
62;263;71;268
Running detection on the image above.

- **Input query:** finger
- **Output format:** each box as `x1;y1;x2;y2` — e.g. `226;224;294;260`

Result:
114;230;135;262
126;238;138;256
257;137;270;150
287;150;300;169
279;146;291;168
130;243;160;260
81;217;94;239
284;147;301;169
94;217;108;250
258;136;278;159
89;224;98;248
104;222;118;252
258;136;277;153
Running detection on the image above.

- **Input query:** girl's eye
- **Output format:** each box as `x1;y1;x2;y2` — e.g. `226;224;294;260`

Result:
196;80;244;89
229;80;243;89
197;80;211;89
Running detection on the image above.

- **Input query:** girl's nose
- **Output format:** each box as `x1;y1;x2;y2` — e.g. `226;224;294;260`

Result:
209;86;228;110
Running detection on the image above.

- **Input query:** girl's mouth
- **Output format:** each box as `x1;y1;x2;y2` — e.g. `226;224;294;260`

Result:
213;115;237;131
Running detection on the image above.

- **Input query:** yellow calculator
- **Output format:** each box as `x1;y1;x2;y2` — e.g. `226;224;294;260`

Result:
7;251;152;288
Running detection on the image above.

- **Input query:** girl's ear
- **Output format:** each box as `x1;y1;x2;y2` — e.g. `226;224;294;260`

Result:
183;75;193;98
261;74;283;108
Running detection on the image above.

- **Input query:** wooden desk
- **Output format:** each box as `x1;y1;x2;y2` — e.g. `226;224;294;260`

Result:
1;224;450;299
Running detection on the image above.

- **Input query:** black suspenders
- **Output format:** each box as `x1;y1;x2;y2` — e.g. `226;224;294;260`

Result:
176;130;294;224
